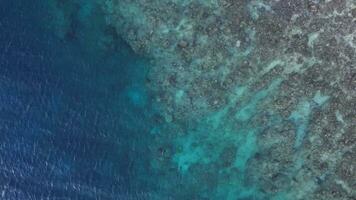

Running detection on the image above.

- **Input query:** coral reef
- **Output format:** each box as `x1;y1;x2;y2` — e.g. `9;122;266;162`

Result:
102;0;355;199
49;0;356;199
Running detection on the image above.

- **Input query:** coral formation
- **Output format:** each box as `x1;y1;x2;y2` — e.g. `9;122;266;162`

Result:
49;0;355;199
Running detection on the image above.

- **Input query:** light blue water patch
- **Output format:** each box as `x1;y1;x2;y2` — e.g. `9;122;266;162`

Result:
290;101;312;148
233;129;257;172
125;85;148;108
290;91;329;148
312;90;329;106
235;79;282;121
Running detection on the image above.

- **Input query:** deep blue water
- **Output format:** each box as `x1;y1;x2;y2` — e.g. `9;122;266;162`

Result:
0;1;154;199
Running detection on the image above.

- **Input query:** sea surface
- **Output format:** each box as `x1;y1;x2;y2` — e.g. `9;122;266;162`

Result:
0;0;154;199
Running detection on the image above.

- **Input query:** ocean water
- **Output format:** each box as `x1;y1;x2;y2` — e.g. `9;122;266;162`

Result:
0;0;155;199
1;1;354;200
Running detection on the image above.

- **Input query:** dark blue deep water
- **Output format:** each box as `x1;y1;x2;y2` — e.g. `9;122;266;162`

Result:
0;1;153;199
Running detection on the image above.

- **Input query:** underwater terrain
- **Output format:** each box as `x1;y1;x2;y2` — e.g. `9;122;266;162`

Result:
0;0;355;199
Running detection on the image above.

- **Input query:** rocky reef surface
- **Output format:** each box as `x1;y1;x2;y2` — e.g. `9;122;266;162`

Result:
50;0;355;199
